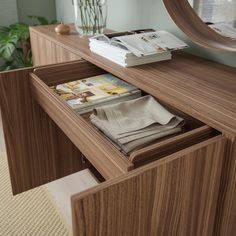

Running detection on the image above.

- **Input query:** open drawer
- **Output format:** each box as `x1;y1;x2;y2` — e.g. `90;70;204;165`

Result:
30;60;221;174
0;60;224;195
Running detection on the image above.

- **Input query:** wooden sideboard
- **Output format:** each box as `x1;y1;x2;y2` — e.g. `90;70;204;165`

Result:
0;24;235;235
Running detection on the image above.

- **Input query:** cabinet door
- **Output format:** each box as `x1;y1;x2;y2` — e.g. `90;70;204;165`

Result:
71;136;226;236
0;68;88;194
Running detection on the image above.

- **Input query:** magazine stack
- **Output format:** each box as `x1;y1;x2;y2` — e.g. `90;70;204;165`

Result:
52;73;141;114
89;30;189;67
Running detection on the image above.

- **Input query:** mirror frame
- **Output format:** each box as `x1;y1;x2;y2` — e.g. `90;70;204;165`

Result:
163;0;236;52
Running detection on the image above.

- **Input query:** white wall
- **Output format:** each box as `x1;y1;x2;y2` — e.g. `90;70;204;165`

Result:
17;0;56;24
106;0;142;31
0;0;18;26
56;0;74;23
56;0;144;31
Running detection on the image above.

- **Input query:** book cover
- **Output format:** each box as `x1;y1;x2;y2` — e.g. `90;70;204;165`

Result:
51;74;140;110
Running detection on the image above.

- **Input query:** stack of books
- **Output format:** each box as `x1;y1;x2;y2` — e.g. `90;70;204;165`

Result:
51;74;141;114
89;30;189;67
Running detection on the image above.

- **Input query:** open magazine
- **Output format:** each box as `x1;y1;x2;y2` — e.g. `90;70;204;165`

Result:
90;30;189;57
51;74;141;113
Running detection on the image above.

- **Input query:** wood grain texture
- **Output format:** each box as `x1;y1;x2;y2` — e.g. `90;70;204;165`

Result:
30;67;134;179
214;135;236;236
130;125;218;166
29;25;236;134
72;136;226;236
0;68;90;194
33;60;106;86
163;0;236;52
30;29;81;66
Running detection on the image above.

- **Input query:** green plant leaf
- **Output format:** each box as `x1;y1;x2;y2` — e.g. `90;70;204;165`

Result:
0;35;18;60
9;23;29;41
28;15;49;25
0;15;56;71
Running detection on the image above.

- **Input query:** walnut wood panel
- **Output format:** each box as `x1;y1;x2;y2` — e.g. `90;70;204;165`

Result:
30;67;133;179
30;29;81;66
214;135;236;236
163;0;236;52
72;136;226;236
30;25;236;134
33;60;106;86
0;68;89;194
130;125;218;165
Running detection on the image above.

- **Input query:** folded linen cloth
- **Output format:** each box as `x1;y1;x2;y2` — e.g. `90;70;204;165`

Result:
90;95;185;154
120;127;182;153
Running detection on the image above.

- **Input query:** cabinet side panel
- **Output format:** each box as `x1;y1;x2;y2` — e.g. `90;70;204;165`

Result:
30;29;81;67
214;136;236;236
72;137;225;236
0;69;88;194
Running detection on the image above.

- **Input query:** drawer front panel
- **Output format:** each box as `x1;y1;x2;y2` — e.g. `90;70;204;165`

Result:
72;136;226;236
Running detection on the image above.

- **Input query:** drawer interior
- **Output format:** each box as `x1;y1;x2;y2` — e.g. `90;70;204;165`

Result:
81;107;219;167
32;61;220;171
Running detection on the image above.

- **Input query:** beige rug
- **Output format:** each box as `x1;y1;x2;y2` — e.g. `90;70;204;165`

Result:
0;153;71;236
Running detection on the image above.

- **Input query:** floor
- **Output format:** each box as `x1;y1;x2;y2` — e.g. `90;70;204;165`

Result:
0;153;71;236
0;113;98;229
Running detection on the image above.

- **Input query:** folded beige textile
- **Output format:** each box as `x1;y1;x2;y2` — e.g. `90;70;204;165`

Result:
119;127;182;154
90;95;185;154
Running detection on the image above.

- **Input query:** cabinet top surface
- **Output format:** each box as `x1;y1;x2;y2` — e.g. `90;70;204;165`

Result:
30;25;236;134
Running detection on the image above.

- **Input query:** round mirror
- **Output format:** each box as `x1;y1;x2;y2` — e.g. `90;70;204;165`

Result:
189;0;236;39
163;0;236;52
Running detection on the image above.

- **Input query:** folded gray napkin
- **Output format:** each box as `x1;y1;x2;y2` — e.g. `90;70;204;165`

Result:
90;95;185;154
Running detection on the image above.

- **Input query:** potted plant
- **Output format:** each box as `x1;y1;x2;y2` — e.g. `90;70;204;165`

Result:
0;16;57;71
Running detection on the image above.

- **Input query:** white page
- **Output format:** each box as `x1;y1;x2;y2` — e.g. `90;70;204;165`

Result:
115;31;188;57
115;33;167;57
153;31;189;50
